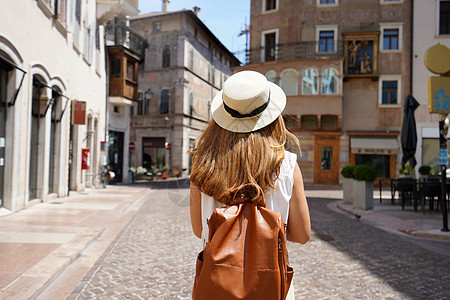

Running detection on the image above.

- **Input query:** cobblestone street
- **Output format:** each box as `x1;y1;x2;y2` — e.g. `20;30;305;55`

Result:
68;185;450;299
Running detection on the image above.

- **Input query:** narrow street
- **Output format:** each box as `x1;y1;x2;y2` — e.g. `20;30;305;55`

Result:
66;184;450;299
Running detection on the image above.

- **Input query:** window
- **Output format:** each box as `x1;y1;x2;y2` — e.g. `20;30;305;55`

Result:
301;115;318;129
317;0;338;6
162;45;170;68
111;56;121;78
316;25;338;53
190;92;194;116
160;89;169;114
265;70;276;83
321;68;338;94
440;0;450;35
379;75;401;105
263;0;277;12
380;23;403;51
153;22;161;32
126;60;135;81
302;68;318;95
263;31;277;62
280;70;298;96
321;115;338;130
382;81;397;104
380;0;403;4
283;115;300;130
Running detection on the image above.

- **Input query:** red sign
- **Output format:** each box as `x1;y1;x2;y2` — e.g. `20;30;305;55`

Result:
129;141;136;151
72;100;86;125
81;148;90;170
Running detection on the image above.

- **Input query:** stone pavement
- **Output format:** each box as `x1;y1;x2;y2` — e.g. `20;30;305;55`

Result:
0;185;153;299
67;183;450;299
0;182;448;299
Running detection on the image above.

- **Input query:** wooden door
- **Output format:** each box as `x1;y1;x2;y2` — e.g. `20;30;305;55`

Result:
314;138;340;185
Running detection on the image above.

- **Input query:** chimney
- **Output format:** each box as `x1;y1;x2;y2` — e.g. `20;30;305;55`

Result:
162;0;170;12
193;6;200;18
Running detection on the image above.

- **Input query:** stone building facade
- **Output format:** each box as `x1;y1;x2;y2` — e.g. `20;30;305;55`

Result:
234;0;412;184
129;8;239;176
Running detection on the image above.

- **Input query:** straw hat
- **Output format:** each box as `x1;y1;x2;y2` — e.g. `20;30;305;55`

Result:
211;70;286;133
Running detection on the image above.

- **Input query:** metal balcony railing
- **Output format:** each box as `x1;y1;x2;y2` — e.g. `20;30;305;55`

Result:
236;41;344;66
105;21;147;57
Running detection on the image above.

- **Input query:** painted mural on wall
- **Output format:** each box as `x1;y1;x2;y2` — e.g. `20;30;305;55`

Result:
347;40;374;75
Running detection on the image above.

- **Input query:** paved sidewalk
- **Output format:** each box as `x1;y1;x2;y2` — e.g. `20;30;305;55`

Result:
305;185;450;241
0;185;152;300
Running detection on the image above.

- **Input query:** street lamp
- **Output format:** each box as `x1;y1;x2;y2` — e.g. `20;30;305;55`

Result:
144;88;153;115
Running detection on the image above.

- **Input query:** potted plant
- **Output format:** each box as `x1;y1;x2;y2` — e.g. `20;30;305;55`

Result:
341;165;355;205
353;165;377;210
418;165;434;178
399;162;416;177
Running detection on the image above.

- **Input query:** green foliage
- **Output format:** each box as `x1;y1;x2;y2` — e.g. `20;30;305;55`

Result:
341;165;356;178
418;165;433;176
354;165;377;182
399;162;416;175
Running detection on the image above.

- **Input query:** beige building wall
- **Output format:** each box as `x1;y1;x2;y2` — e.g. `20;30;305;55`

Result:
0;0;107;211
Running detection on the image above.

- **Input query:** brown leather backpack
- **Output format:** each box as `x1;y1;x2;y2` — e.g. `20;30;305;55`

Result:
193;191;293;300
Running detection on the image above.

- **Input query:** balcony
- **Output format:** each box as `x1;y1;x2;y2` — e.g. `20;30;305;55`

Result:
105;21;147;57
239;41;344;66
96;0;139;25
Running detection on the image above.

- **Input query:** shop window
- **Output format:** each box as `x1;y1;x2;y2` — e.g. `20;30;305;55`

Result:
440;0;450;35
321;147;333;170
280;70;298;96
321;68;338;94
321;115;338;130
301;115;318;129
302;68;318;95
355;154;390;178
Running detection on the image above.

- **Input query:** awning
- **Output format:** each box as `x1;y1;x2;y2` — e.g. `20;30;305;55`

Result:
351;137;399;154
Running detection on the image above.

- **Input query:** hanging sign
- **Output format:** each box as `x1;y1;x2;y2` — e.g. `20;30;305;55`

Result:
72;100;86;125
439;149;448;165
428;77;450;113
81;148;90;170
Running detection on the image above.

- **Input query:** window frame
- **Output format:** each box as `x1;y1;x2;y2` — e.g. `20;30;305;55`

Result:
301;68;319;95
317;0;338;8
315;25;338;53
378;75;402;107
261;29;279;63
262;0;279;13
380;23;403;52
301;115;319;130
320;115;339;130
379;0;404;5
280;69;298;96
439;0;450;35
321;68;339;95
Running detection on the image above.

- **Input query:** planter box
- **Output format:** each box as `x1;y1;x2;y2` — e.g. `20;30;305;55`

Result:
342;178;354;205
353;180;374;210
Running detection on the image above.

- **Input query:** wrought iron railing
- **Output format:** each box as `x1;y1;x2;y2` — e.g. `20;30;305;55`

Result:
104;21;147;57
235;41;344;65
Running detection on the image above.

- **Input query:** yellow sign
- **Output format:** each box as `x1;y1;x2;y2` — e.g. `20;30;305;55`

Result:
428;76;450;113
424;44;450;75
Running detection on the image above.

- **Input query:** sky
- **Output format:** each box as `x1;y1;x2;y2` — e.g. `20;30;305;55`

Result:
138;0;250;59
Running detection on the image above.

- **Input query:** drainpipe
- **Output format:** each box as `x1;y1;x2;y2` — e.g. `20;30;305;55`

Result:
410;0;414;96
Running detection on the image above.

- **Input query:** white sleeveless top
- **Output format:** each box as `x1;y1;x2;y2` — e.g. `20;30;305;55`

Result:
200;151;297;247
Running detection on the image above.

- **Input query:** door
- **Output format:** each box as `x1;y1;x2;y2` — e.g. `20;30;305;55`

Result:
314;138;339;184
0;62;9;206
108;131;124;183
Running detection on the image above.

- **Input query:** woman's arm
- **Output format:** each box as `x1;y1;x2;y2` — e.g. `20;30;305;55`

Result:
286;163;311;244
190;182;203;239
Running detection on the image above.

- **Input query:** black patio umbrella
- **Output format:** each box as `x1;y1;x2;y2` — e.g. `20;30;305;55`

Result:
401;94;420;169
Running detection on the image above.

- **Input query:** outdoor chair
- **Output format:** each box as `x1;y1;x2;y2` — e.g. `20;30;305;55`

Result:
392;178;418;211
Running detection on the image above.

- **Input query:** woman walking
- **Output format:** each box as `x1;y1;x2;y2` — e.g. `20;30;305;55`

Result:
190;70;310;299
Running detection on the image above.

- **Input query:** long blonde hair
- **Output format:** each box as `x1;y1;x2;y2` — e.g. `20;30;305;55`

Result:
190;116;300;204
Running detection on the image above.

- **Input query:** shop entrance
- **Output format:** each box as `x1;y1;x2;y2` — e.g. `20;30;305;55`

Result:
108;131;124;183
314;133;340;185
142;137;166;171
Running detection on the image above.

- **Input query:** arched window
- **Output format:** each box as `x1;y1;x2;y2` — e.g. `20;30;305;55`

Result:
160;89;169;114
162;45;170;68
265;70;276;83
280;70;298;96
321;68;338;94
302;68;318;95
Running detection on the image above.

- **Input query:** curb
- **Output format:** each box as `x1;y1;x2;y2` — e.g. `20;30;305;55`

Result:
335;201;450;242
